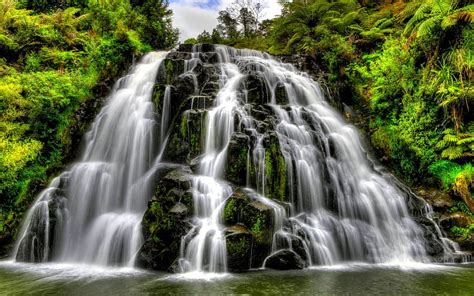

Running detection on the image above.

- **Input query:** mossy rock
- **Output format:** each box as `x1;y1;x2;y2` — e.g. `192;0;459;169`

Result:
163;109;206;164
225;133;253;186
156;59;185;85
222;189;275;267
137;167;194;271
225;224;253;271
262;133;288;202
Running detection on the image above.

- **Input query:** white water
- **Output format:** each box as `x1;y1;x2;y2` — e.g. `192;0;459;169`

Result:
14;52;168;266
176;45;464;272
178;46;244;273
12;45;465;275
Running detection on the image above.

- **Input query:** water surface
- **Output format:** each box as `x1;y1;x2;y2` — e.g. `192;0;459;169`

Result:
0;262;473;295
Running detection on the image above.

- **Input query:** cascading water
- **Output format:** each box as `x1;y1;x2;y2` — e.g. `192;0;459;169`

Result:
12;44;466;274
171;44;464;273
178;47;245;273
14;52;168;266
222;48;430;264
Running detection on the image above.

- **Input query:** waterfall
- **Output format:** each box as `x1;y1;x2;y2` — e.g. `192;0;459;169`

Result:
13;44;465;273
178;47;244;273
222;47;429;264
174;45;464;272
14;52;168;266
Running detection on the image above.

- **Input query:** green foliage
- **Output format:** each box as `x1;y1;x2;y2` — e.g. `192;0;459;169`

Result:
429;160;473;189
448;201;472;216
451;224;474;240
0;0;177;238
251;216;263;241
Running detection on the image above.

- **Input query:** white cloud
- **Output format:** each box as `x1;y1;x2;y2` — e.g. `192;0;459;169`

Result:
217;0;282;19
170;3;219;41
170;0;282;41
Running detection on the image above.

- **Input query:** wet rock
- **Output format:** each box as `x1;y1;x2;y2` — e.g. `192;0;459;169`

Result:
157;59;185;85
198;43;215;52
225;133;251;186
245;74;269;105
189;95;213;109
170;202;189;218
197;64;219;96
262;133;288;202
166;51;192;60
274;82;288;105
415;217;446;257
225;224;254;271
265;249;305;270
178;44;193;52
222;189;276;267
199;52;219;64
137;167;194;271
416;187;455;211
163;109;206;163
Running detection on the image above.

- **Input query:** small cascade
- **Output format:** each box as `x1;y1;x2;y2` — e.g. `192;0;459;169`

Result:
160;86;172;146
178;47;245;273
14;52;168;266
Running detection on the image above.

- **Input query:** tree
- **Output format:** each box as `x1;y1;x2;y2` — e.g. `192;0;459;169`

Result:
217;10;239;40
238;7;258;37
196;30;212;43
226;0;265;38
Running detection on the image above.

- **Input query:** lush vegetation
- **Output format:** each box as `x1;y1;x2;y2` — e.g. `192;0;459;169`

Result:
0;0;177;241
194;0;473;236
1;0;472;249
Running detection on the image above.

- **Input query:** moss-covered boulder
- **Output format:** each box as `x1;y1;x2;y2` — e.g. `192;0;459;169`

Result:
262;133;288;202
136;167;194;271
225;133;252;186
222;189;276;267
163;109;206;164
225;224;254;271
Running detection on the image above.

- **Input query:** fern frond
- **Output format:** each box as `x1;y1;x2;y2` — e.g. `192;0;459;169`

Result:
442;146;464;159
417;15;441;37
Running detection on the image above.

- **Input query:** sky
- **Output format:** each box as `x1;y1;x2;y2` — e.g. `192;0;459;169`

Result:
169;0;282;41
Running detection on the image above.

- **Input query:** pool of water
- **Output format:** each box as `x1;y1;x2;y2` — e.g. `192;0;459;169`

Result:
0;261;473;295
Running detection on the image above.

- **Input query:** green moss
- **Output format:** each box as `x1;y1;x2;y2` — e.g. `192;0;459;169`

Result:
451;224;474;241
227;236;249;255
264;150;273;186
152;85;164;112
251;216;264;242
224;198;237;223
165;59;174;84
277;154;287;201
180;113;188;138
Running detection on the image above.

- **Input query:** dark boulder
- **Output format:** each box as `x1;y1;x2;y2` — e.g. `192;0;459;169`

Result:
245;74;269;105
136;167;194;271
264;249;305;270
225;133;251;186
177;43;194;52
225;224;254;271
